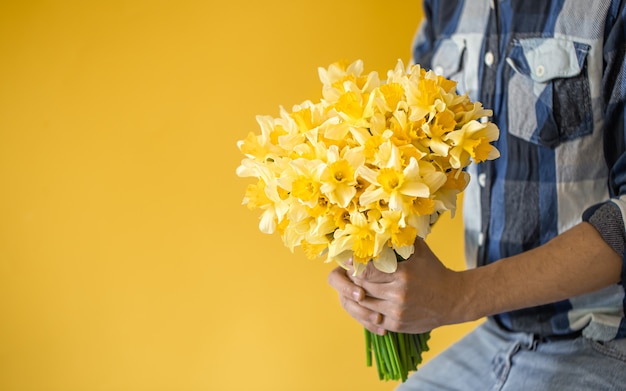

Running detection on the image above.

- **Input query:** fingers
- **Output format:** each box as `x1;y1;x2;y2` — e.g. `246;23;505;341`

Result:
348;264;404;304
328;266;387;335
328;265;394;308
341;296;387;335
328;266;364;301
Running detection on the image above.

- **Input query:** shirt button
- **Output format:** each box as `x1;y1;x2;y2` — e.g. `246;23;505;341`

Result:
434;65;444;75
480;116;489;123
484;51;495;67
478;173;487;187
535;65;545;78
478;232;485;246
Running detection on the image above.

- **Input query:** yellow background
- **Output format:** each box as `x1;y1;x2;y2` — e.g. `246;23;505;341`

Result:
0;1;479;390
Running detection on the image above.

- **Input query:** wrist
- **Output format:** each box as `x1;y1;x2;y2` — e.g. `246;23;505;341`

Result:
447;267;490;325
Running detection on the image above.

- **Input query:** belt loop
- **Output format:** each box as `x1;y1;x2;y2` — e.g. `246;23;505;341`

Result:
529;334;539;351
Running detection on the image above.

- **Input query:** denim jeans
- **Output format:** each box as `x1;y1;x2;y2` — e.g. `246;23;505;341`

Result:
396;319;626;391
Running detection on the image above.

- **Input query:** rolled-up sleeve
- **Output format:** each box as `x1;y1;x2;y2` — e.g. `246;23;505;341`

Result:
582;4;626;280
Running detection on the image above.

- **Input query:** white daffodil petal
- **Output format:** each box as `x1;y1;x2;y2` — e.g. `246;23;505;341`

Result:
330;251;354;267
328;239;349;259
394;244;414;260
483;123;500;141
488;147;501;160
359;187;386;206
373;248;398;273
424;172;448;193
352;261;368;276
408;214;432;239
389;192;405;211
401;182;431;198
334;185;357;208
357;166;379;184
259;210;276;234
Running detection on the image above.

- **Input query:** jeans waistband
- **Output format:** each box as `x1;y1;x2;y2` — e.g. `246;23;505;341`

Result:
488;316;582;343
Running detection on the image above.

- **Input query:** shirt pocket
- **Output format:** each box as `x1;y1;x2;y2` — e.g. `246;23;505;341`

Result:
506;37;592;148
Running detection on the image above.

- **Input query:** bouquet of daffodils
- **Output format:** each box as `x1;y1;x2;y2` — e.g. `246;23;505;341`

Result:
236;59;499;381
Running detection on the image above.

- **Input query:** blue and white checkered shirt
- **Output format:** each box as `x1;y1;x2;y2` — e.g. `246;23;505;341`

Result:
413;0;626;340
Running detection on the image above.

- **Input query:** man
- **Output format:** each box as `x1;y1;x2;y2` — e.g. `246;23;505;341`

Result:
328;1;626;389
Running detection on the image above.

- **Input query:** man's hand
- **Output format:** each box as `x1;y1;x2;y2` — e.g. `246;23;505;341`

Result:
327;239;469;335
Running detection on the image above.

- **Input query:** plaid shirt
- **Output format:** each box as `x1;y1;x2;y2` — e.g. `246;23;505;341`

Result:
413;0;626;340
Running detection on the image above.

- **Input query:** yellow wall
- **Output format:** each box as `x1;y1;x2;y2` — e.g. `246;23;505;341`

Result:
0;1;479;390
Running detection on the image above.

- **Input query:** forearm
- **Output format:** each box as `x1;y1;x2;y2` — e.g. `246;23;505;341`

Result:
456;222;623;323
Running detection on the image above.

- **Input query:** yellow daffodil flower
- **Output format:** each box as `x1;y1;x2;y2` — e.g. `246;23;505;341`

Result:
320;145;365;208
421;110;457;157
278;158;326;208
328;210;381;275
236;159;290;234
445;120;500;169
358;145;431;212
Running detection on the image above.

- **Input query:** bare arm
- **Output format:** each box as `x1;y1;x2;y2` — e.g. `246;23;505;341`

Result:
462;222;622;323
328;222;622;335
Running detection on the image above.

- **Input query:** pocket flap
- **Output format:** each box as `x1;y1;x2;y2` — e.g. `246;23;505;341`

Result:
506;38;590;83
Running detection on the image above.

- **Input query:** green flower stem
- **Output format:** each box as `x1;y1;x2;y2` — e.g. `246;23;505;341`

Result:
370;330;384;379
420;333;430;353
397;333;408;381
375;333;392;379
385;332;400;379
365;328;372;367
365;329;431;382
